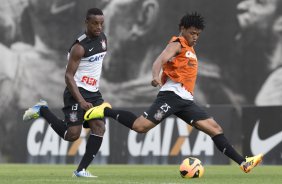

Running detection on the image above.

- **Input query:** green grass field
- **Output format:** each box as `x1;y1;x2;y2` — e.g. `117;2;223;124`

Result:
0;164;281;184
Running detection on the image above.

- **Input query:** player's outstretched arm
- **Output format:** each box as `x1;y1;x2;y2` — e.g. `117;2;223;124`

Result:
151;42;181;87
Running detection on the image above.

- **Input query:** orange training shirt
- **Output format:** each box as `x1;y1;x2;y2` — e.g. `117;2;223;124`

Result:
161;36;198;94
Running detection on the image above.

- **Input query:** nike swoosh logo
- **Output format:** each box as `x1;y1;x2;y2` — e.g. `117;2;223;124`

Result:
86;108;95;119
50;2;76;14
250;120;282;155
89;48;94;51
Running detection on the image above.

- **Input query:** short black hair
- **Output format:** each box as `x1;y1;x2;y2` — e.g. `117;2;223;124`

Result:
179;12;205;30
86;8;103;20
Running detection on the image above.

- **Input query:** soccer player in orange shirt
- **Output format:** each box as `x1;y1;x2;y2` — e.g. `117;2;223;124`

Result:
86;12;263;173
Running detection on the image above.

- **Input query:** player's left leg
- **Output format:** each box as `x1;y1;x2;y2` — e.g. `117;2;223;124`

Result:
194;118;263;173
195;118;246;165
175;101;262;173
74;90;106;178
74;119;105;177
240;153;263;173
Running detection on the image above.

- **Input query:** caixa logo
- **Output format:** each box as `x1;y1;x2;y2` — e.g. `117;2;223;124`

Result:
89;53;106;62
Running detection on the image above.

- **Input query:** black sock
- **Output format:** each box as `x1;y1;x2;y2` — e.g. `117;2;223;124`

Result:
104;108;137;129
77;134;103;171
212;134;245;165
40;106;67;139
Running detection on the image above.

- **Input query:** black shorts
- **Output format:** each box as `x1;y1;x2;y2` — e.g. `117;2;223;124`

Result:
62;87;104;128
144;91;210;125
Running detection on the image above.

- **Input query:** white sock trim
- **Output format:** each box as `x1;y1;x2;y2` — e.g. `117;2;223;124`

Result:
90;133;103;138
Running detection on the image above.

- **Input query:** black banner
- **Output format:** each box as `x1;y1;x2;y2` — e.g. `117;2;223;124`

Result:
242;106;282;164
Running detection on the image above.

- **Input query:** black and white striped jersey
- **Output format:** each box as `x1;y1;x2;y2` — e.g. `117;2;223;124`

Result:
68;32;107;92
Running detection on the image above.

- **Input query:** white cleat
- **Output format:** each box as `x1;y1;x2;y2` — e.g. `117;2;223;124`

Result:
73;169;97;178
23;99;48;121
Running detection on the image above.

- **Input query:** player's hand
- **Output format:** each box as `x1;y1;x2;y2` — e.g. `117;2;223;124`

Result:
151;78;161;87
79;101;93;110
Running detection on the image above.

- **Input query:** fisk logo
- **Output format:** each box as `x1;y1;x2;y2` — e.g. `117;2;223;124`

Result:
27;119;109;156
81;76;97;86
128;118;214;156
251;120;282;155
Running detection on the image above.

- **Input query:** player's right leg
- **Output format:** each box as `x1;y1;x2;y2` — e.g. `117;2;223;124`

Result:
85;91;176;133
61;89;85;141
84;102;138;130
84;102;111;120
23;99;69;139
84;102;155;132
23;99;48;120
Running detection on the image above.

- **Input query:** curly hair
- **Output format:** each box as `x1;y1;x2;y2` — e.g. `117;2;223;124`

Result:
179;12;205;30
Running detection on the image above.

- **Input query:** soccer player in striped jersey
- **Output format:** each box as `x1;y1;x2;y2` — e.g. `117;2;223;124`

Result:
23;8;108;177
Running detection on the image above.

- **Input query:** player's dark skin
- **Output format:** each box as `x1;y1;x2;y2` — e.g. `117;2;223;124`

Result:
64;15;105;141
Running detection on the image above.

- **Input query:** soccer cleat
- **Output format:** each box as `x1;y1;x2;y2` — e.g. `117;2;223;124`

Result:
23;99;48;121
73;169;97;178
240;153;263;173
84;102;112;120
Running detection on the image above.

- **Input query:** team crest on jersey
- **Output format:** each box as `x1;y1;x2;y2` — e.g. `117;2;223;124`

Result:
185;51;197;59
69;111;78;122
101;40;106;50
154;110;164;121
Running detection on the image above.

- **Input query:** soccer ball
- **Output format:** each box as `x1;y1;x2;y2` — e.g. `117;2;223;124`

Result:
179;157;204;179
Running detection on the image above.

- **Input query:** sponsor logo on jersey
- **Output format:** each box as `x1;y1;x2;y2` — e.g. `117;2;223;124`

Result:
81;76;97;86
185;51;197;59
89;52;106;62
